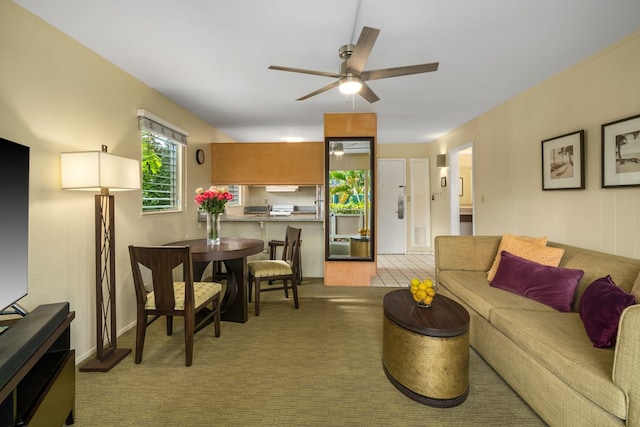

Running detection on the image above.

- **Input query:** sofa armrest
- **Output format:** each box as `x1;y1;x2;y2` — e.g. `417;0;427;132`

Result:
434;236;501;278
612;304;640;425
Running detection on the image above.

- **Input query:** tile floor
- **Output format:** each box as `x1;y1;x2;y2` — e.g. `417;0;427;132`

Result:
371;253;435;287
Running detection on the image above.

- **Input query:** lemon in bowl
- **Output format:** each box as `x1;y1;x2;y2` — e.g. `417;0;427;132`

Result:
408;277;437;307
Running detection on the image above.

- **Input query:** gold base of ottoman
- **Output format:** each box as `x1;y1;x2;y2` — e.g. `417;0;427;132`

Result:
382;315;469;407
383;363;469;408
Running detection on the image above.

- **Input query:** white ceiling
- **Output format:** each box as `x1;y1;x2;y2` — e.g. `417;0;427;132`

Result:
13;0;640;144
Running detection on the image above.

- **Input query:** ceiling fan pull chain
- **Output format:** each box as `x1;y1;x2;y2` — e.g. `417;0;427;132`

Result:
344;94;355;110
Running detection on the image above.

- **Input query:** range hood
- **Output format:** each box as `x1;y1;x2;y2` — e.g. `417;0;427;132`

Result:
265;185;299;192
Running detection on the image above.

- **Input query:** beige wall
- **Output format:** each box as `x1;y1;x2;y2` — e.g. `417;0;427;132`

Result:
0;2;234;361
425;29;640;258
377;30;640;257
459;167;472;207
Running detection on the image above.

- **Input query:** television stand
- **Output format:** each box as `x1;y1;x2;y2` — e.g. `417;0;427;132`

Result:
0;303;29;317
0;302;75;426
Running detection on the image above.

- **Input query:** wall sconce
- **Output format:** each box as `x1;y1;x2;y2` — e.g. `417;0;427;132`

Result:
436;154;447;168
61;145;140;371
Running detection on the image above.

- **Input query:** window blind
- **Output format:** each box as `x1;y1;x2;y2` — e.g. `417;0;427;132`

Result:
137;109;188;145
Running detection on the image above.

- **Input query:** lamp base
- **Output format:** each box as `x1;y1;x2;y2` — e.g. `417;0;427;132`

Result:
79;348;131;372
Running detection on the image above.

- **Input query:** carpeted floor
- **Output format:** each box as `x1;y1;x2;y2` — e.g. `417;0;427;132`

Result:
74;280;545;426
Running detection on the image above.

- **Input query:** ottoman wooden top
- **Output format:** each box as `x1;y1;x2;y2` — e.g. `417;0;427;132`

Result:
383;289;469;338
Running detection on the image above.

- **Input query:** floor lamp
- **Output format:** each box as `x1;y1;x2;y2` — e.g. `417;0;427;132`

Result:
61;146;140;372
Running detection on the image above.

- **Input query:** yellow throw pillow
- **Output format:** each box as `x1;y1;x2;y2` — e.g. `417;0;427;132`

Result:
487;234;559;281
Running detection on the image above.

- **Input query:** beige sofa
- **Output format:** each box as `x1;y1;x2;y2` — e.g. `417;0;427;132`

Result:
434;235;640;427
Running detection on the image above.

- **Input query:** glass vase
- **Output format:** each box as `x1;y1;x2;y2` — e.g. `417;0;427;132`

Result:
206;212;221;245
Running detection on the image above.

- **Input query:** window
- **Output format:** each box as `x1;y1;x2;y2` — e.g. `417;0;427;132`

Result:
138;110;188;213
141;131;181;212
227;185;241;207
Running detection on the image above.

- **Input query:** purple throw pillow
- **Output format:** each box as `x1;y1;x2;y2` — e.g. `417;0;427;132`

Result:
490;251;583;312
579;275;636;348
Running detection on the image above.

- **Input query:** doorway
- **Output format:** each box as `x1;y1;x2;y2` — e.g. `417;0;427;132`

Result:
377;159;406;254
448;142;474;235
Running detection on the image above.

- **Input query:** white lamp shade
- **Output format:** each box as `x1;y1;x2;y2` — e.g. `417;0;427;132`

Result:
61;151;140;191
339;76;363;95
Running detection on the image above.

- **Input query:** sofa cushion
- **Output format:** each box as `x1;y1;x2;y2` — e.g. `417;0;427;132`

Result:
631;271;640;303
487;234;563;281
490;308;627;419
579;275;636;348
438;270;556;321
490;251;583;312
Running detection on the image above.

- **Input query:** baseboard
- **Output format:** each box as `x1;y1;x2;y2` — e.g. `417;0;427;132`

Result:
75;320;136;365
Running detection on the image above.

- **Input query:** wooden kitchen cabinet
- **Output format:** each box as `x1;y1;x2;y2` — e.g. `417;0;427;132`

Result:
210;142;324;185
324;112;377;137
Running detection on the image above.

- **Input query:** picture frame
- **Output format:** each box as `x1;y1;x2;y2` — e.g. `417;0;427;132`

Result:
441;176;447;187
541;130;585;190
459;177;463;196
601;113;640;188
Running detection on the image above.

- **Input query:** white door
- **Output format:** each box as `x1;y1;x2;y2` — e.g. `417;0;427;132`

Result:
377;159;406;254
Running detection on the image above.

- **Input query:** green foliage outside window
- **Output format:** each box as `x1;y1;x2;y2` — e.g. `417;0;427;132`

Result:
329;170;369;214
142;132;162;175
141;131;179;212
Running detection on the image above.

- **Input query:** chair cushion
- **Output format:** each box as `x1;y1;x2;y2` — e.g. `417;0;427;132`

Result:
248;260;292;278
145;281;221;310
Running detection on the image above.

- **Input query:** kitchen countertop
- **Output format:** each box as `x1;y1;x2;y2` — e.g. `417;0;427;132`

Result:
222;214;323;223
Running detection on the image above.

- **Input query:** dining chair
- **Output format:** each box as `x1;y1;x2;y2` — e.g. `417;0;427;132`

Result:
128;245;222;366
268;238;302;284
248;226;302;316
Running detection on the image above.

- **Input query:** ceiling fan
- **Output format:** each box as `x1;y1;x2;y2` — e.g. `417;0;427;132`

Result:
269;26;439;103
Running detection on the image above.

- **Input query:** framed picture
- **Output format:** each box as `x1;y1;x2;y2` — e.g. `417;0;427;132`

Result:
441;176;447;187
459;177;464;196
541;130;585;190
602;113;640;188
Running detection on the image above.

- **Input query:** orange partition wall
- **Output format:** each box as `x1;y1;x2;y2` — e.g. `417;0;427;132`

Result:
324;112;377;286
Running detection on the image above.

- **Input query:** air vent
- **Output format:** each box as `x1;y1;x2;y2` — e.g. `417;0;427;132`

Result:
265;185;299;192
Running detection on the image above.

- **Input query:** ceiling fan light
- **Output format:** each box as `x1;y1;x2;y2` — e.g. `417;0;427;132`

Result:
339;76;363;94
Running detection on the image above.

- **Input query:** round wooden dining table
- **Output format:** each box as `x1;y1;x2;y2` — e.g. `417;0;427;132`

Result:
164;237;264;323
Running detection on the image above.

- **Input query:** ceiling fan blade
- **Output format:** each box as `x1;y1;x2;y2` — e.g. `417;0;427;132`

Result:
346;26;380;74
360;62;439;81
269;65;340;79
358;82;380;103
296;80;340;101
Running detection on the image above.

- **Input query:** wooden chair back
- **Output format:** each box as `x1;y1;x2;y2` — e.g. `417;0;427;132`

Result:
128;245;221;365
129;245;194;313
282;226;302;280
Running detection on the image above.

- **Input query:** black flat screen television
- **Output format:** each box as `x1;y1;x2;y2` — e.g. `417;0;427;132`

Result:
0;137;30;313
